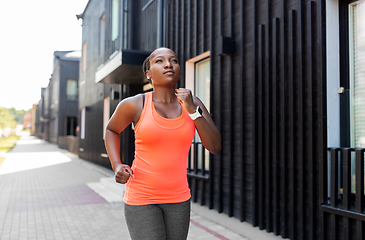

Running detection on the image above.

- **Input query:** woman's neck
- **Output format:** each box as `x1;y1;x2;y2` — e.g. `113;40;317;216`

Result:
152;88;177;104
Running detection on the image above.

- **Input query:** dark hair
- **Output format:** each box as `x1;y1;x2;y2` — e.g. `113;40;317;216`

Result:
142;54;152;84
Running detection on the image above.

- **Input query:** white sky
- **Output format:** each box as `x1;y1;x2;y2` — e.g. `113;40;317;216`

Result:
0;0;89;111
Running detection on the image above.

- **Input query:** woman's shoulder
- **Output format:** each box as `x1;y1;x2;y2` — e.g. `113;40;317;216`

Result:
116;93;145;113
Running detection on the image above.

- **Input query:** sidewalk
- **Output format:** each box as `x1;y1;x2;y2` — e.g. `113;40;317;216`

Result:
0;133;285;240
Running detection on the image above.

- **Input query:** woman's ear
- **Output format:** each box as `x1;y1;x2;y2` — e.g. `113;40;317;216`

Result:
146;70;151;80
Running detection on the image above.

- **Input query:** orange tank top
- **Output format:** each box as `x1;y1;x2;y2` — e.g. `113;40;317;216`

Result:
123;92;195;205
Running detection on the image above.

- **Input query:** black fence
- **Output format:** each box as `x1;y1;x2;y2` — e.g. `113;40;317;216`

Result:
322;148;365;239
187;142;212;206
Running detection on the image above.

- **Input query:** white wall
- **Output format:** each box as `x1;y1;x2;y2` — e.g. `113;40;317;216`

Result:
326;0;341;148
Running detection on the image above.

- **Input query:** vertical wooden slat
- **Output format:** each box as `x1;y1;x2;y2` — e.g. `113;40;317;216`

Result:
317;0;327;237
168;0;173;48
188;145;192;173
296;0;304;239
343;148;352;210
175;0;179;57
343;148;352;240
193;143;198;202
252;0;258;227
217;0;223;214
258;24;265;230
208;0;214;210
280;0;287;236
201;0;205;53
228;0;234;218
330;148;339;207
355;149;364;213
307;2;315;239
239;0;246;222
180;0;185;88
330;148;338;240
187;145;192;197
194;0;198;56
272;17;280;235
201;145;206;205
187;0;191;59
357;222;364;240
265;0;272;232
193;0;198;57
330;213;338;240
288;9;296;240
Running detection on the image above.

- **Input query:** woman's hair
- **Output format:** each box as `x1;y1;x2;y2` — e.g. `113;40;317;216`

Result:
142;54;152;83
142;47;178;84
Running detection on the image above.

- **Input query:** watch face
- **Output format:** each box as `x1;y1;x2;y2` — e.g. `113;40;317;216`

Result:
198;106;203;115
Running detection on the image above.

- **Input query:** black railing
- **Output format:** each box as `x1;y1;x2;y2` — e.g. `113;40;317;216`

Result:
187;142;210;204
187;142;209;179
322;148;365;220
105;36;120;61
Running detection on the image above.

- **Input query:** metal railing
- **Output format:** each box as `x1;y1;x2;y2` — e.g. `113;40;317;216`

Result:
323;147;365;220
187;142;211;204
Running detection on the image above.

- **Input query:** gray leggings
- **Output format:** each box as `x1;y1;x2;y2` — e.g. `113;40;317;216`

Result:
124;199;191;240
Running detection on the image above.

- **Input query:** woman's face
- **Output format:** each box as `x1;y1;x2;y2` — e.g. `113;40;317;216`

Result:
146;48;180;87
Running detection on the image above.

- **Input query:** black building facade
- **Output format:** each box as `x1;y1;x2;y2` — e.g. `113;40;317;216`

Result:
36;51;80;146
77;0;365;239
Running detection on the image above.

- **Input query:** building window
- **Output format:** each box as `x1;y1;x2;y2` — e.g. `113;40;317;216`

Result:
111;0;119;53
186;52;211;171
348;0;365;193
99;14;105;56
66;79;78;101
349;1;365;149
82;42;87;72
103;97;110;139
112;0;119;41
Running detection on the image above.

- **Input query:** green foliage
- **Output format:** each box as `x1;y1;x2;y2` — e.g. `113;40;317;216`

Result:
0;107;17;130
8;108;28;124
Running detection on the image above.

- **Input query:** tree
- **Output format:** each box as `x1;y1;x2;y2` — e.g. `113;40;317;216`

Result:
0;107;17;129
8;108;27;124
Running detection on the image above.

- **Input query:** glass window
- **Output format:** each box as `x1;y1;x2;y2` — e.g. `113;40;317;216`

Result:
66;79;78;101
185;52;211;173
112;0;119;41
349;1;365;148
349;0;365;193
194;58;210;171
99;14;105;56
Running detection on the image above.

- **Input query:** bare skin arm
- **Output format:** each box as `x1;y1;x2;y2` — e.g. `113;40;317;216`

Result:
104;94;143;184
175;88;221;154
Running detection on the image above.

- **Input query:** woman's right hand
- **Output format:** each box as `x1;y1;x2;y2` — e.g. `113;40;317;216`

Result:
114;164;134;184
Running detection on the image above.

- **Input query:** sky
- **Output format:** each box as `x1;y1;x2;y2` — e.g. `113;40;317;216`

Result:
0;0;89;111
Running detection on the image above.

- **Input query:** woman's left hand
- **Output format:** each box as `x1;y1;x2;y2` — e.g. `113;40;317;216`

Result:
175;88;197;114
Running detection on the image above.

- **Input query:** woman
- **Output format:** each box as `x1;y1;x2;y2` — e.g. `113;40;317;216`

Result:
104;47;221;240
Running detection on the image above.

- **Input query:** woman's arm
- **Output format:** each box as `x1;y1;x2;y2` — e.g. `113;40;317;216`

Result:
104;95;142;183
175;89;221;154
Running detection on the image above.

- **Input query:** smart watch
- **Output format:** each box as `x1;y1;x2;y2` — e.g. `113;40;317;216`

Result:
189;106;203;120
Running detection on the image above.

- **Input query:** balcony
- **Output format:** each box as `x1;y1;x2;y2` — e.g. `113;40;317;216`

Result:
95;49;150;85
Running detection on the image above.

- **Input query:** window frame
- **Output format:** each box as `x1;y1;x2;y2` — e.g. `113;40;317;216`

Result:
66;78;78;101
185;51;211;173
